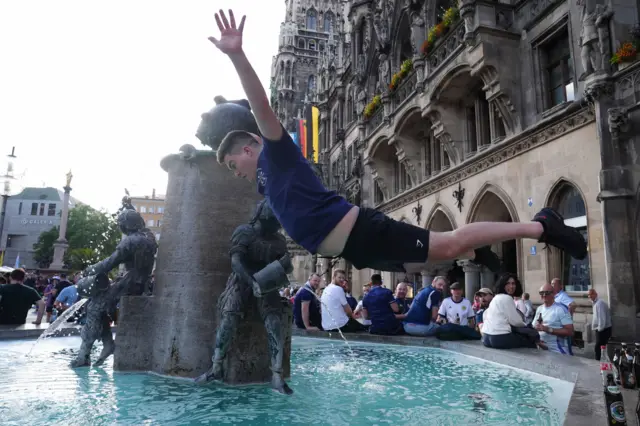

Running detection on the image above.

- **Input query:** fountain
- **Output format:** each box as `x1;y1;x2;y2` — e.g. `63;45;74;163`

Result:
111;96;293;386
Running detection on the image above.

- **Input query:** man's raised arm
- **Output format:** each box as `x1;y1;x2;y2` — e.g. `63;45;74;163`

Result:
209;9;283;141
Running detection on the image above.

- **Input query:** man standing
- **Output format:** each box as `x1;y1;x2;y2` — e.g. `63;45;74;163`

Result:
321;269;366;332
0;269;45;325
535;283;574;355
588;289;612;360
552;278;576;315
293;273;322;330
362;274;403;335
402;276;446;336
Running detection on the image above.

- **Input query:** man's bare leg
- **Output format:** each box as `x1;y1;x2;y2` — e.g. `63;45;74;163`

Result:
404;222;543;272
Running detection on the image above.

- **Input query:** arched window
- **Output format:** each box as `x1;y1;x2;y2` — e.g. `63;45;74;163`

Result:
298;38;306;49
309;40;317;50
552;183;590;292
324;12;334;32
307;9;317;30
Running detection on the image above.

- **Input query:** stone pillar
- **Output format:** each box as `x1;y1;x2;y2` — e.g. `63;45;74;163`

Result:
421;269;433;288
586;75;638;340
50;185;71;270
114;151;292;384
480;267;495;290
459;260;481;299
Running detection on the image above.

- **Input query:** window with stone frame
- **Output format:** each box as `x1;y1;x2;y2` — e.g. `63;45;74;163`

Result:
47;203;56;216
536;23;575;109
307;9;317;30
432;137;442;174
39;203;45;216
374;180;385;204
30;202;38;216
324;11;334;32
393;160;412;195
464;86;491;157
309;40;317;50
298;38;306;49
347;145;353;177
346;90;354;124
548;182;590;292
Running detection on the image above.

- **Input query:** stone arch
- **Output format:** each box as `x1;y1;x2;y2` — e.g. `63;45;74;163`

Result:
466;182;521;278
393;106;423;135
544;178;591;291
429;64;474;103
425;203;457;230
391;9;413;67
366;134;389;160
393;107;434;183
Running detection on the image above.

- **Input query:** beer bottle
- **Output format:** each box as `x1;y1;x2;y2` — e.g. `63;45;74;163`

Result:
537;313;543;325
604;373;627;425
613;348;622;385
621;344;637;389
601;346;614;386
455;313;461;325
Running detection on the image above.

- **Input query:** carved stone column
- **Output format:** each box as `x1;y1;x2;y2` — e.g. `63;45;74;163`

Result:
480;267;495;290
459;260;481;299
421;269;433;288
586;75;638;340
382;93;392;125
412;56;425;92
459;0;476;46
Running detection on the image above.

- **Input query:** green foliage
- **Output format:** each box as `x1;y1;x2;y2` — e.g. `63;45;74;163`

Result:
33;204;121;270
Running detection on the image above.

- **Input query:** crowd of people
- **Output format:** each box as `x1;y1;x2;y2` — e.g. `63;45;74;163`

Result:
289;270;613;360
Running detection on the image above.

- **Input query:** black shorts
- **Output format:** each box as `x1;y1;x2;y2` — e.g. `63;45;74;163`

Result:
339;208;430;272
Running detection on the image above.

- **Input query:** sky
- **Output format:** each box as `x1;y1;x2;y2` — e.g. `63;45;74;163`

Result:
0;1;284;212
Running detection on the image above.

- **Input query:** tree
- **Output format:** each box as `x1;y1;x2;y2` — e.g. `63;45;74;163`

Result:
33;204;121;270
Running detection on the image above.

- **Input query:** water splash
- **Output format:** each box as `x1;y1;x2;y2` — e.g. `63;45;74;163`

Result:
306;288;354;355
27;298;88;356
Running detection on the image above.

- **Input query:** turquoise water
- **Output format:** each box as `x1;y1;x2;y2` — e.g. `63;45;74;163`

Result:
0;336;572;425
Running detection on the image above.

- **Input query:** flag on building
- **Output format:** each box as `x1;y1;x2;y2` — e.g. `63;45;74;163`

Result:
297;119;308;159
290;132;299;148
304;105;320;163
14;253;20;268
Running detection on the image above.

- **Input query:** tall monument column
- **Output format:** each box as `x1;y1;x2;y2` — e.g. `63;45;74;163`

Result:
50;171;73;270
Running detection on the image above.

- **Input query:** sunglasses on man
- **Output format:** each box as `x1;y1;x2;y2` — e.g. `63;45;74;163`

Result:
539;291;553;296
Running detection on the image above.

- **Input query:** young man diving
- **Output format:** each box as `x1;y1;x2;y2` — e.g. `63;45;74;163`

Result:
208;9;587;275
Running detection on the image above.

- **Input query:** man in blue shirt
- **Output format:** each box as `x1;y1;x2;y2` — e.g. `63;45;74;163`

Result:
208;10;587;278
403;276;446;336
55;284;79;314
293;273;322;330
362;274;403;335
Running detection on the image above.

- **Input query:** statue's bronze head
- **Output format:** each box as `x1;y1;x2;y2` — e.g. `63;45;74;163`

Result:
195;96;260;151
117;209;145;235
250;199;281;236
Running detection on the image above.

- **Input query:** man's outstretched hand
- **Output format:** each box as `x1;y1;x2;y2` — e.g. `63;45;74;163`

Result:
209;9;246;55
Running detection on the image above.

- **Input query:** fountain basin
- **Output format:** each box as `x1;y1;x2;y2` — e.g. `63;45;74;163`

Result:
1;335;584;425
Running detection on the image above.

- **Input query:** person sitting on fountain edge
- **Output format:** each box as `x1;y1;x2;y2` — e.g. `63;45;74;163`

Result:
209;9;588;276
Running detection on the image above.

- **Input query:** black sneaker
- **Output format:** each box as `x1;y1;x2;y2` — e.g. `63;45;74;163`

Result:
533;207;588;260
473;246;501;273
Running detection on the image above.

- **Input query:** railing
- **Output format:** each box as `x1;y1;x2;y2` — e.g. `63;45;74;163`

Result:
365;108;384;136
426;19;466;75
392;72;417;110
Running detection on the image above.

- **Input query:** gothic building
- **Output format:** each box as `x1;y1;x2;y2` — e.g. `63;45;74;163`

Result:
274;0;640;342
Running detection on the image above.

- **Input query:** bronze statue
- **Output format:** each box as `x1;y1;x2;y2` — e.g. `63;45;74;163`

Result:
71;203;158;368
195;200;294;395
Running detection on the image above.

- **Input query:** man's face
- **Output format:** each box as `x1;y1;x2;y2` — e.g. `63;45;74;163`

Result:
432;278;445;291
224;138;260;182
539;285;555;305
551;279;561;294
451;288;463;300
480;293;493;308
588;289;597;302
396;283;408;299
309;275;321;289
333;273;346;286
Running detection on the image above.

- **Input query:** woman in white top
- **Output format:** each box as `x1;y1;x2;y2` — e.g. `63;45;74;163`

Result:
481;280;546;350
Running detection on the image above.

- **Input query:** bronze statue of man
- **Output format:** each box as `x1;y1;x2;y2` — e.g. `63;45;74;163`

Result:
71;205;157;368
195;199;294;395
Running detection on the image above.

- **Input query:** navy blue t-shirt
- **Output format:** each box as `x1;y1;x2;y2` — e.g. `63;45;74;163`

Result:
362;286;400;334
257;129;353;254
293;286;321;329
403;286;441;325
394;298;411;314
346;294;357;311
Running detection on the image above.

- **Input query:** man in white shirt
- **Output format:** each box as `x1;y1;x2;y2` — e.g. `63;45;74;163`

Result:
437;282;475;328
535;283;574;355
588;289;612;360
320;269;366;332
551;278;576;315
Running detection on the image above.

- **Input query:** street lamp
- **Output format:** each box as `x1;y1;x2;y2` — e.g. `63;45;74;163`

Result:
0;147;18;266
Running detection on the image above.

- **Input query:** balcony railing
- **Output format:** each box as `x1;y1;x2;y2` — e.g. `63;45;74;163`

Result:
425;19;465;76
365;108;384;136
392;72;417;110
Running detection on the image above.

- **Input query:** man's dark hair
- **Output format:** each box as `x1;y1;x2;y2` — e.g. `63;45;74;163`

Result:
60;273;67;279
10;268;26;282
371;274;382;285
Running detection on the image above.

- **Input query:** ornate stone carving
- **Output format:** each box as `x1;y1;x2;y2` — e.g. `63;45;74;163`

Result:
595;3;614;74
378;107;595;213
608;107;629;138
356;88;367;115
410;10;426;55
356;54;367;81
377;53;391;93
578;0;602;80
459;0;476;45
584;78;614;103
373;8;389;49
